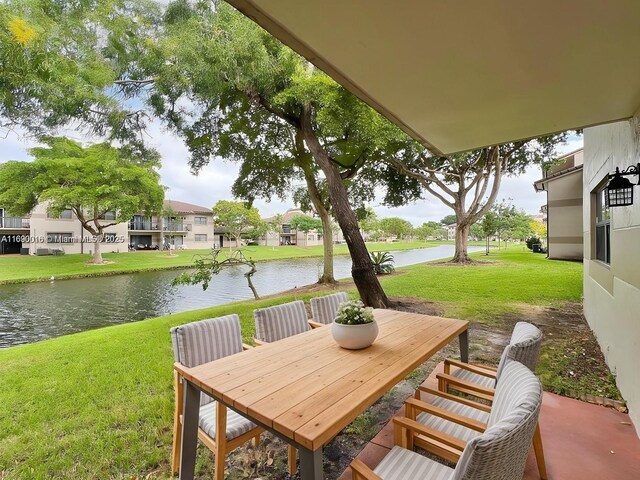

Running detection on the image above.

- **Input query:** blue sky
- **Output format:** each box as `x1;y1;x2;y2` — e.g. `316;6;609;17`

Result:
0;123;582;225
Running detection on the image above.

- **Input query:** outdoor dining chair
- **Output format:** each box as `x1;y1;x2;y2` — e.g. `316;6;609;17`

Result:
433;321;546;478
351;360;543;480
309;291;349;324
436;321;543;400
170;314;263;480
252;300;322;344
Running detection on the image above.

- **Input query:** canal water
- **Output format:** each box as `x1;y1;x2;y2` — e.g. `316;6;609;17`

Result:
0;245;482;348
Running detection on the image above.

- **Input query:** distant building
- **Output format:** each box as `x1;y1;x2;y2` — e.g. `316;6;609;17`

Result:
0;199;214;255
261;208;343;246
533;149;583;260
444;223;456;241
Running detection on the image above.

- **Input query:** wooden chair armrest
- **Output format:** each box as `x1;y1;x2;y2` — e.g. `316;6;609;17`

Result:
350;459;382;480
393;416;467;452
436;373;496;397
444;358;497;379
253;339;268;347
415;386;491;413
242;343;254;350
405;397;487;432
308;320;325;329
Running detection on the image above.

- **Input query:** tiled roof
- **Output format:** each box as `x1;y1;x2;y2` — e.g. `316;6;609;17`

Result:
164;199;212;215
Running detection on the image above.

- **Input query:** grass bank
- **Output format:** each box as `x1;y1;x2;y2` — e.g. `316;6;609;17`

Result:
0;240;451;285
0;249;588;479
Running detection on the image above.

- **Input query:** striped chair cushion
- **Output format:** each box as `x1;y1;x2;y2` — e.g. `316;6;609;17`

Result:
415;396;490;443
452;361;542;480
310;291;349;324
253;300;310;342
170;314;244;405
199;401;258;441
374;445;454;480
489;360;542;427
448;366;497;389
170;314;244;367
495;322;543;379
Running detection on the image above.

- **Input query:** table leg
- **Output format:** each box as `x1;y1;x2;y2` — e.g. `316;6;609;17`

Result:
179;380;200;480
299;446;323;480
459;329;469;363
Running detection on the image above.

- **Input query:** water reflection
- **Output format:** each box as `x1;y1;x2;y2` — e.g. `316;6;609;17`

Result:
0;245;481;347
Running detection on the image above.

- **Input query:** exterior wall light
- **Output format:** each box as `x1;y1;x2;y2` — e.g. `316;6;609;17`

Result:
605;163;640;207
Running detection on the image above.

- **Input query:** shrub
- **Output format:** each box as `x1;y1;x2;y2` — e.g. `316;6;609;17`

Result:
370;251;395;274
526;236;542;250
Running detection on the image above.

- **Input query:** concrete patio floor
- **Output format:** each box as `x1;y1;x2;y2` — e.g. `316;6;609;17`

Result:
338;362;640;480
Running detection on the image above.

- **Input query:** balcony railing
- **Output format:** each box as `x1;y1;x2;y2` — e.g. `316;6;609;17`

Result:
128;219;159;230
0;217;30;229
163;222;191;232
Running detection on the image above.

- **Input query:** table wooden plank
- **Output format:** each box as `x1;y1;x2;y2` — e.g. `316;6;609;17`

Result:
294;320;467;449
245;313;437;426
175;309;468;453
272;319;457;448
230;312;430;407
181;311;405;390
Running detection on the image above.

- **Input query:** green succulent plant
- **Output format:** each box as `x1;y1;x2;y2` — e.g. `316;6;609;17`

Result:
370;250;395;274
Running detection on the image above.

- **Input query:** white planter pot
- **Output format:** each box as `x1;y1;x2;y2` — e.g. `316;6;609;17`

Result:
331;321;379;350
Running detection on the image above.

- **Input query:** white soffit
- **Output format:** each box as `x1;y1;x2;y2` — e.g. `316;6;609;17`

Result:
226;0;640;155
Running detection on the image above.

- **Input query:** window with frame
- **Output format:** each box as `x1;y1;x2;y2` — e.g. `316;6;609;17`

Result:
594;184;610;264
194;216;208;225
47;232;73;244
194;234;207;242
99;211;117;221
48;209;73;219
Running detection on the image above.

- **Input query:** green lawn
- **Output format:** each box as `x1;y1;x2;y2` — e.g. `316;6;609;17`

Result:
0;240;450;284
0;249;583;479
384;249;583;321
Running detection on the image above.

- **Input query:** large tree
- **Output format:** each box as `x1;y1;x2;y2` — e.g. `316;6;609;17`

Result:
388;137;565;263
0;137;165;263
212;200;263;251
379;217;413;240
143;2;405;306
290;214;322;247
0;0;160;154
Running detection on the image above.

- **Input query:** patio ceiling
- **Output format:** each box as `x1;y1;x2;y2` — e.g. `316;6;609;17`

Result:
226;0;640;155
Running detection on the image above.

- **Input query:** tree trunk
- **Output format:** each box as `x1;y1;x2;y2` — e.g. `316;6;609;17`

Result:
301;109;388;307
316;211;335;284
92;234;104;264
299;156;336;283
451;223;471;263
244;264;259;299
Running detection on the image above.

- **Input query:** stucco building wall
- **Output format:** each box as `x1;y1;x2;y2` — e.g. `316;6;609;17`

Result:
583;119;640;431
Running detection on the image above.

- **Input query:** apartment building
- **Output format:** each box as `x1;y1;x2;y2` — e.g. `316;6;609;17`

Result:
0;199;214;255
534;149;584;260
261;208;344;246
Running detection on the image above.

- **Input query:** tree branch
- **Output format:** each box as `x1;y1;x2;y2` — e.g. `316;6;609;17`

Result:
422;181;455;209
114;79;155;87
249;91;301;129
468;148;504;224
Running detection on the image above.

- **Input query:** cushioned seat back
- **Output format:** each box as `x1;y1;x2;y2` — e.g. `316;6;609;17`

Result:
495;322;543;379
452;361;542;480
170;314;244;405
310;292;349;324
253;300;310;342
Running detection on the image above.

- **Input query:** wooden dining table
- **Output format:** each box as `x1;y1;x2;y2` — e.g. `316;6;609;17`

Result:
175;309;469;480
